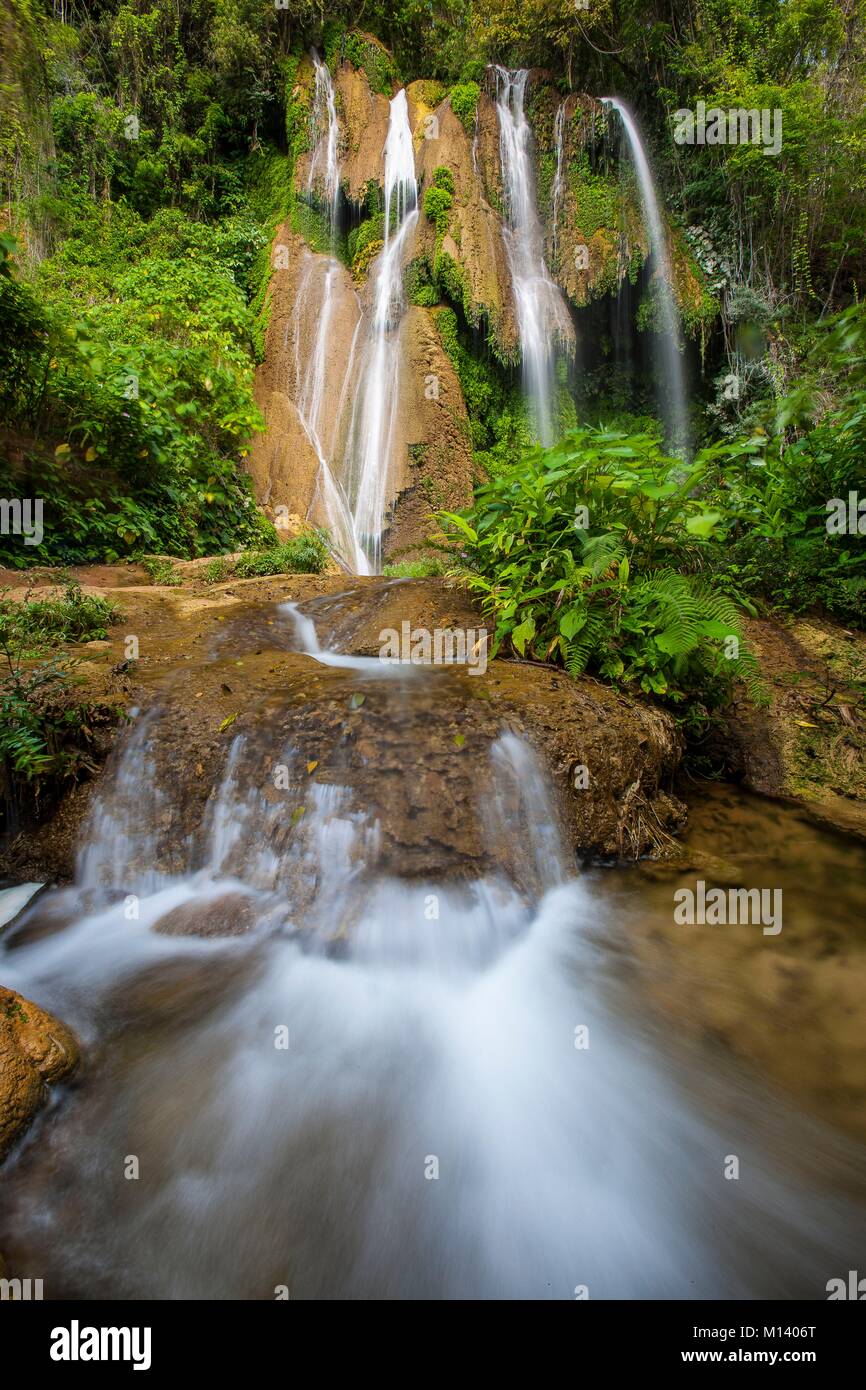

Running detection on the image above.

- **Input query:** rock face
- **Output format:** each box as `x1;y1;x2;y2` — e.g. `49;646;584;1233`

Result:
411;84;519;359
0;572;686;885
0;985;79;1160
383;304;474;561
717;615;866;839
334;61;392;200
247;227;361;529
247;46;714;566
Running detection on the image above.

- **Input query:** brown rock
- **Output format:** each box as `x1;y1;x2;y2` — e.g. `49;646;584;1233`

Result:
153;892;258;938
0;985;79;1160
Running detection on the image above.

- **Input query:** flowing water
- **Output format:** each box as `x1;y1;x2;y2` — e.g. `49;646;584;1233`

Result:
1;592;864;1299
493;67;573;446
337;89;418;574
603;97;689;454
551;100;566;266
292;63;421;575
292;255;367;573
291;54;368;573
306;49;341;226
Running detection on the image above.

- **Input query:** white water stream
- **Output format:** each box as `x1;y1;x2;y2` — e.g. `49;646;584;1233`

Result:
603;97;689;453
338;89;418;573
494;67;573;446
1;596;862;1298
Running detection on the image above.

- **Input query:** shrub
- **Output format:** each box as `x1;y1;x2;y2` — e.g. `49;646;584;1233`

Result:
204;556;231;583
439;426;762;706
0;581;119;656
233;530;330;577
142;557;181;586
382;558;446;578
449;81;480;133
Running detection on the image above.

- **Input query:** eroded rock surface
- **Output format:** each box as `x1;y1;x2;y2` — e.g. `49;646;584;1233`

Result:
0;985;79;1160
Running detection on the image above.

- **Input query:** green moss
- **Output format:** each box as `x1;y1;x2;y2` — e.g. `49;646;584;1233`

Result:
405;254;437;305
353;236;383;280
537;150;557;215
569;155;619;240
244;148;294;353
291;200;335;256
348;211;384;262
434;306;529;478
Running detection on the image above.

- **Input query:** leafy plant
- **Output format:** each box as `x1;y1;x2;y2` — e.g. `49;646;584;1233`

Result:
382;557;446;578
0;580;119;656
449;81;479;133
233;530;330;577
0;639;119;831
439;426;762;705
141;556;181;587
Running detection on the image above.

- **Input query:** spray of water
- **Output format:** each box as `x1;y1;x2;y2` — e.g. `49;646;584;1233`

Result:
306;49;341;227
551;100;566;265
338;89;419;572
1;597;861;1298
602;97;689;454
493;67;573;446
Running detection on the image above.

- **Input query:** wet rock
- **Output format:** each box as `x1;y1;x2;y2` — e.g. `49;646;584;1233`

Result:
247;232;361;527
0;577;687;886
0;985;79;1160
153;893;258;938
715;615;866;839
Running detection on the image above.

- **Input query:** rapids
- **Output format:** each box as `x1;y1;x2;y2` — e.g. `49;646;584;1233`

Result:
1;595;863;1299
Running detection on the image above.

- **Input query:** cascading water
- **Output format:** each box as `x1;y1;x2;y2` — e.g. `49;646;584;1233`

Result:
306;49;341;226
602;97;689;454
493;67;573;446
292;255;368;573
293;54;369;574
551;100;566;265
338;89;419;573
1;590;863;1298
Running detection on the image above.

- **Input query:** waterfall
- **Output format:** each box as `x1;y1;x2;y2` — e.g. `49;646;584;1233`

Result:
551;100;566;265
293;255;369;573
2;589;863;1298
602;97;689;454
306;49;341;227
493;67;573;447
293;53;369;573
338;88;419;573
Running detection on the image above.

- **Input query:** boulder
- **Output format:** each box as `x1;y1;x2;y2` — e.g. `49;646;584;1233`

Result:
0;985;79;1160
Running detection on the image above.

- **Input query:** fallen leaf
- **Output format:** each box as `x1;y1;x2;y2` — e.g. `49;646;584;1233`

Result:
291;806;306;826
349;693;365;710
219;712;238;732
794;720;819;728
306;760;319;774
453;733;465;748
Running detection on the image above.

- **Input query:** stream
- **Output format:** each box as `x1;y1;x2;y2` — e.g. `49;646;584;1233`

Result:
1;591;864;1299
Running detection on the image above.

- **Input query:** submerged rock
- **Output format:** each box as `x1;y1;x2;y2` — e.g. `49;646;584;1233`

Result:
0;985;79;1160
153;893;258;938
